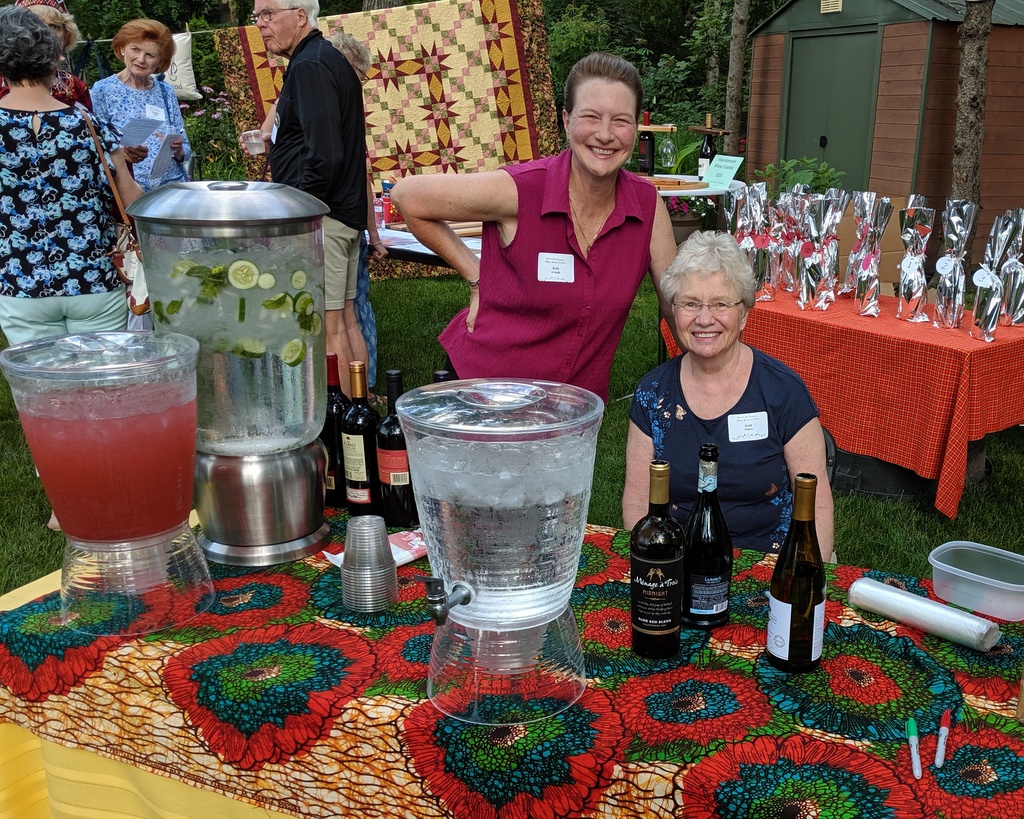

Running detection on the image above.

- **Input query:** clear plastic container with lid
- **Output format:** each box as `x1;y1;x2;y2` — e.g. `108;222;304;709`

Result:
129;181;329;455
396;379;604;630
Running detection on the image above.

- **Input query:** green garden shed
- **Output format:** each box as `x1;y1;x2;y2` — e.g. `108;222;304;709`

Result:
747;0;1024;260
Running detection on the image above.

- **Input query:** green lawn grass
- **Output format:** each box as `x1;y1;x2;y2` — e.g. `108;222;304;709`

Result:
1;275;1022;596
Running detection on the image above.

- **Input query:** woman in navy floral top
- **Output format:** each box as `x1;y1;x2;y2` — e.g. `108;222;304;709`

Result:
622;232;835;560
0;6;142;346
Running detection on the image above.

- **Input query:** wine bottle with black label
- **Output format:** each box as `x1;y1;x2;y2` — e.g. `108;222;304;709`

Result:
681;443;732;629
698;113;716;179
638;111;654;176
319;353;350;508
376;369;418;528
630;459;685;659
342;360;383;517
765;473;826;672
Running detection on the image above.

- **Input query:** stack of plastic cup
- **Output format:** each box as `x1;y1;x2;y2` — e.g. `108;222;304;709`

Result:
341;516;398;612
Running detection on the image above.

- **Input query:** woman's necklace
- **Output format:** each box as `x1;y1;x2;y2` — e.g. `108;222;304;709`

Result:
568;194;599;255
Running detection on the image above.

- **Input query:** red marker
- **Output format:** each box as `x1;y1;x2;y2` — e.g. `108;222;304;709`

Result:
934;709;951;768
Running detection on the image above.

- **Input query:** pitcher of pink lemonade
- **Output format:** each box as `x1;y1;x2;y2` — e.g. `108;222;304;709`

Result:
0;332;214;635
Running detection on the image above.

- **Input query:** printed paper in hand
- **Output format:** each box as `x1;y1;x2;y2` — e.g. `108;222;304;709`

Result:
148;133;179;179
120;118;162;146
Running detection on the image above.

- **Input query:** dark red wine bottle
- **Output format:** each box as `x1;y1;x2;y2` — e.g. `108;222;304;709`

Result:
638;111;654;176
681;443;732;629
319;353;350;508
376;370;418;528
341;360;383;517
630;459;685;659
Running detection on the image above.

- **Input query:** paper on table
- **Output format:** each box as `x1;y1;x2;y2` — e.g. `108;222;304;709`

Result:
120;117;162;146
848;578;1001;651
324;529;428;568
148;133;178;179
702;155;744;189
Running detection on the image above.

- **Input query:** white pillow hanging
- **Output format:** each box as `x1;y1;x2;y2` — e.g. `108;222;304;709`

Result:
168;31;203;101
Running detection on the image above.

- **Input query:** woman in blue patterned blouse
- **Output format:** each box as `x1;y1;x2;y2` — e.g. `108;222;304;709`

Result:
91;19;192;192
0;6;143;346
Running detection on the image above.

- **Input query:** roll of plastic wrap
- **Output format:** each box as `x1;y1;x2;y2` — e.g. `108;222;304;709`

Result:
848;578;1001;652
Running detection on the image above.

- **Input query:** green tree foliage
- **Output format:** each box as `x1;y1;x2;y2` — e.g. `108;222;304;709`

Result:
547;4;611;113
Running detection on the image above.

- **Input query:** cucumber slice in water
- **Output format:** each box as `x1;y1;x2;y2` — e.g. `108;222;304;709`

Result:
290;269;307;289
281;338;307;366
227;259;260;290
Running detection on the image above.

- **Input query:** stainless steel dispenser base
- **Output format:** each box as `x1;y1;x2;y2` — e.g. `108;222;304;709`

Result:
199;522;331;566
194;441;329;566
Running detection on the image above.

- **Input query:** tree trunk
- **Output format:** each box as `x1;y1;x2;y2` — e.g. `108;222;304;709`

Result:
723;0;750;156
950;0;994;205
705;0;721;91
950;0;995;265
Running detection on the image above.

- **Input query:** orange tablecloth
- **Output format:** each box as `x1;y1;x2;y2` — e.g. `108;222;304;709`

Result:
739;293;1024;517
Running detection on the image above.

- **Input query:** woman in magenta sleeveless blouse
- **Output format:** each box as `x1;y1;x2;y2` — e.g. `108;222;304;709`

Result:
391;53;678;401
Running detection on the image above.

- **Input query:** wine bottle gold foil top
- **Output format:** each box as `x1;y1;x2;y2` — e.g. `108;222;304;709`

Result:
349;360;367;399
793;473;817;521
704;113;712;128
649;459;671;505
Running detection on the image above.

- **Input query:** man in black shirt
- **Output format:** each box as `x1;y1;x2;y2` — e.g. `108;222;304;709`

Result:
253;0;369;391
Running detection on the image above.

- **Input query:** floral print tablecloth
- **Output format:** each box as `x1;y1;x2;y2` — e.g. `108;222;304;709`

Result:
1;522;1022;818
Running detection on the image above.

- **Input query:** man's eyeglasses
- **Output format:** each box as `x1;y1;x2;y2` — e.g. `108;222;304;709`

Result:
672;300;744;316
250;7;300;24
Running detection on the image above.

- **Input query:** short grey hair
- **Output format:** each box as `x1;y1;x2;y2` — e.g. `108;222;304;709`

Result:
0;6;61;85
330;32;370;75
288;0;319;24
660;231;756;308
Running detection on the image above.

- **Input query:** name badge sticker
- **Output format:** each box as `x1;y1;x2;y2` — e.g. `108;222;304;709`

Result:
728;411;769;442
145;104;167;122
537;252;575;283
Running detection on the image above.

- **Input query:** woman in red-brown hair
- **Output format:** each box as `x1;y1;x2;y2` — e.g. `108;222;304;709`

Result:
90;18;192;192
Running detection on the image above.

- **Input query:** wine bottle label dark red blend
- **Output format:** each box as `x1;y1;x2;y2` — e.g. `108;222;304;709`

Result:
631;556;682;634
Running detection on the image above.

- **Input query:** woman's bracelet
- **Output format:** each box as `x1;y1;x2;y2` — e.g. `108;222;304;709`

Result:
372;241;385;248
467;279;480;289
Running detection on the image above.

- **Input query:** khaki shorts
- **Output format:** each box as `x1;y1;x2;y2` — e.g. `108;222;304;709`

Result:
323;216;361;310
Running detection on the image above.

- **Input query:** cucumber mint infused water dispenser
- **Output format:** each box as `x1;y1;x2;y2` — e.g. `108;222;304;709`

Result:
396;380;604;724
129;182;330;566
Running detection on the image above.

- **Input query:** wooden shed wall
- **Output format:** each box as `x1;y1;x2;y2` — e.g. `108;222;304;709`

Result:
914;23;958;205
977;24;1024;245
867;22;927;196
746;33;785;180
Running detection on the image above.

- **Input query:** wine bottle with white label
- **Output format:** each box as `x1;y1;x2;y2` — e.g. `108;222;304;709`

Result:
681;443;732;629
630;460;685;659
698;113;716;179
765;473;826;673
376;370;418;528
342;361;383;517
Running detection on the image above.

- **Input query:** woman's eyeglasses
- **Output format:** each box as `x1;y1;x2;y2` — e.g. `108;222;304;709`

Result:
672;301;743;316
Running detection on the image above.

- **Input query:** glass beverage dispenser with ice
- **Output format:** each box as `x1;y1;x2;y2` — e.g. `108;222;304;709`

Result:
129;182;330;565
396;380;604;725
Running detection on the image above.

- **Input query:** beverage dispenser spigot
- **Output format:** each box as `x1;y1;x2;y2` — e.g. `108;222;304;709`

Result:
421;576;472;625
